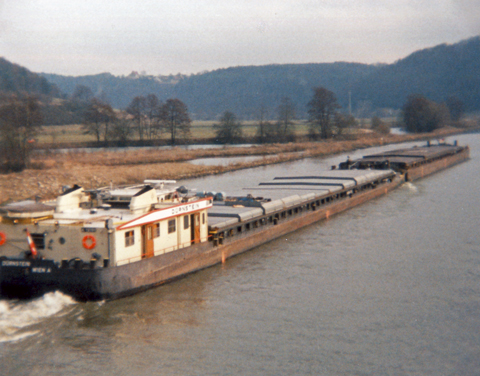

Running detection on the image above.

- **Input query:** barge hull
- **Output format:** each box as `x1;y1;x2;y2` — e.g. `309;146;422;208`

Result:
1;177;403;301
405;146;469;181
0;143;470;301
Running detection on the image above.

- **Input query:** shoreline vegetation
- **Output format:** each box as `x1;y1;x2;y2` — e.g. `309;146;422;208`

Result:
0;126;471;205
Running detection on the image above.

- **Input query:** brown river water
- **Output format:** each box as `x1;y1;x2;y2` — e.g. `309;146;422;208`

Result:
1;133;479;376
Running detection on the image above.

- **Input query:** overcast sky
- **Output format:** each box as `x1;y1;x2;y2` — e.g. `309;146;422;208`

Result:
1;0;479;77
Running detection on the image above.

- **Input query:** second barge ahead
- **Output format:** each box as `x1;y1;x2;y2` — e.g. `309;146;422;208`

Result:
0;141;470;301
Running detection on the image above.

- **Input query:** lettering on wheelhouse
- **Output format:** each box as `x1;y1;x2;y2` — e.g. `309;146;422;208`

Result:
170;202;201;215
118;198;212;230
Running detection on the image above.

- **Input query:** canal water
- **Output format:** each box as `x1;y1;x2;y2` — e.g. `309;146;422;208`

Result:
1;133;479;376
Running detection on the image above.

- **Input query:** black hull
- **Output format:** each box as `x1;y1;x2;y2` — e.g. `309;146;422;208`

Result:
0;258;102;301
0;243;217;301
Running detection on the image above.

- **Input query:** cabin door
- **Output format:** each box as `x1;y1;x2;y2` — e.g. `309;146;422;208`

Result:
142;224;155;259
191;213;201;244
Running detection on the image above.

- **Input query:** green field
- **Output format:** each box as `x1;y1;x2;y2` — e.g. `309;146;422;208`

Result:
36;118;395;146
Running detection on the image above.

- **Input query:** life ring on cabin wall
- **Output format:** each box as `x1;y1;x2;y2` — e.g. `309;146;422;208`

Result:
0;232;6;246
82;235;96;250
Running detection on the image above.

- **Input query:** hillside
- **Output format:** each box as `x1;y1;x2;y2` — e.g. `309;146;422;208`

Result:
352;36;480;112
0;58;90;125
0;58;60;99
171;63;378;119
40;72;180;109
18;35;480;120
42;63;377;119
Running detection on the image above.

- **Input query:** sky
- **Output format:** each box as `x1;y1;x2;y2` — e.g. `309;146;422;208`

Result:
0;0;479;77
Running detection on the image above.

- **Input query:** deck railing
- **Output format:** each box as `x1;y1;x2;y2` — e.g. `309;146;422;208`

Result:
116;235;212;266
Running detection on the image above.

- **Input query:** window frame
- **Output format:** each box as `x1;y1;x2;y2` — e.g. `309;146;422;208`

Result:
125;230;135;247
168;219;176;234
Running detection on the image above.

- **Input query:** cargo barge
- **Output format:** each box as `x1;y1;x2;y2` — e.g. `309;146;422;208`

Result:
0;142;469;301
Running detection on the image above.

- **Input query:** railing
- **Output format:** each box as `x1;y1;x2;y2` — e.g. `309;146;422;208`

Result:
115;174;398;266
115;235;212;266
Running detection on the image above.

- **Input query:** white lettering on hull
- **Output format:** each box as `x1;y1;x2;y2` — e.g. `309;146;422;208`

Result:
32;267;52;273
1;260;31;267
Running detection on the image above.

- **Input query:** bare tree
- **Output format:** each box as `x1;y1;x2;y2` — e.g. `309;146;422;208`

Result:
126;96;147;141
371;116;390;134
334;113;357;136
83;98;116;143
402;95;449;133
307;87;340;139
160;99;191;145
144;94;162;140
277;97;296;141
0;95;42;171
71;85;94;103
255;104;271;143
214;111;243;144
110;118;133;146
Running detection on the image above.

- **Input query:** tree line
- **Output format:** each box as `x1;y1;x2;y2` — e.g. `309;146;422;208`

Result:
401;94;464;133
72;85;359;146
74;85;192;146
0;86;467;173
207;87;359;144
0;95;43;172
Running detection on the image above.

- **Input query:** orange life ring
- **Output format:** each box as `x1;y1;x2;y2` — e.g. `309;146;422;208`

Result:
0;232;6;246
82;235;96;250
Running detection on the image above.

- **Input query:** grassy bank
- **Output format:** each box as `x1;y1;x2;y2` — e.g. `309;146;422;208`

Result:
0;127;468;205
36;120;315;146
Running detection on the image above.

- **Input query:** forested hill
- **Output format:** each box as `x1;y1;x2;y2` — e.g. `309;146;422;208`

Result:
0;58;60;99
42;63;377;119
32;35;480;119
352;36;480;113
170;63;378;119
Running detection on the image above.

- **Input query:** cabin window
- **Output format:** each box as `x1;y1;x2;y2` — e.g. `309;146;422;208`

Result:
202;212;205;224
168;219;176;234
125;230;134;247
154;223;160;238
184;215;189;229
31;233;46;250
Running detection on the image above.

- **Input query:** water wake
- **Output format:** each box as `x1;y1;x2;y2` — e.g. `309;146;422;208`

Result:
402;182;418;193
0;291;76;343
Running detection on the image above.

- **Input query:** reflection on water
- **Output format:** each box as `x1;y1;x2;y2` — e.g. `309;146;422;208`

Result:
37;144;254;154
189;152;305;166
189;155;265;166
1;134;479;376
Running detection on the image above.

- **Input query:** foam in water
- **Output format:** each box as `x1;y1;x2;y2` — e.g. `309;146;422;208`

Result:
402;181;418;193
0;291;76;343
